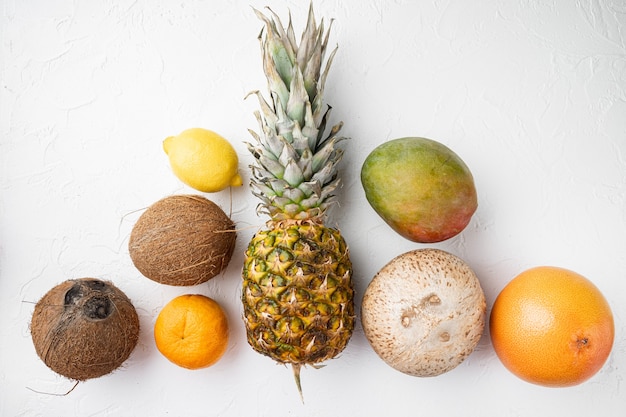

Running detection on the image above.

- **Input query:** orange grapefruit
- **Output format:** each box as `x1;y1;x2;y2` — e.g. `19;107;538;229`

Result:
489;266;614;387
154;294;229;369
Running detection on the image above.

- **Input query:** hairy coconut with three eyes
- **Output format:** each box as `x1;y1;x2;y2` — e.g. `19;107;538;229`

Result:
30;278;140;381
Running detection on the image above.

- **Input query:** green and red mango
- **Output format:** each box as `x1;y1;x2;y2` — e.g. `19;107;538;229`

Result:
361;137;477;243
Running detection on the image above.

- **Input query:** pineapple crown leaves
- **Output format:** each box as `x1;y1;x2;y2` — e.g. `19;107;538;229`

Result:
254;4;333;119
246;4;347;221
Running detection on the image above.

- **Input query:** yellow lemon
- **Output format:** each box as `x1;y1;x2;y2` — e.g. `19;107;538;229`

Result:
163;128;243;193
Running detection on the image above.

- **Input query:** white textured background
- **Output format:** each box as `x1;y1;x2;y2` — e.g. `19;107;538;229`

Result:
1;0;625;416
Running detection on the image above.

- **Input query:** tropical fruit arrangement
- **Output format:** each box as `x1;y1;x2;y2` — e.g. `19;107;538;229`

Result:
28;2;614;401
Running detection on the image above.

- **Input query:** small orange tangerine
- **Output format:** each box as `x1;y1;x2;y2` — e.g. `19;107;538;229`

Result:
489;266;614;387
154;294;229;369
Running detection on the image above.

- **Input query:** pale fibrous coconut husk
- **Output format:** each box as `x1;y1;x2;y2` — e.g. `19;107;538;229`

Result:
361;248;486;377
128;194;236;286
30;278;140;381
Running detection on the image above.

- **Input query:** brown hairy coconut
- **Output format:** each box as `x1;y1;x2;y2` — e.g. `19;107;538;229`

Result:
30;278;140;381
128;194;236;286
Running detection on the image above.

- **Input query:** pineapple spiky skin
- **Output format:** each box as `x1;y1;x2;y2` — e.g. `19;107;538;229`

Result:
242;4;354;395
242;220;354;365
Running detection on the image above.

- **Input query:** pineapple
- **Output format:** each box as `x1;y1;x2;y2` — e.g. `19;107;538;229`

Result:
242;4;354;398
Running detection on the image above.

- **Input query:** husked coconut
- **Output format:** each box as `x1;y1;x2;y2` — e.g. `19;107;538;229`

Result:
361;248;486;376
30;278;140;381
129;194;236;286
